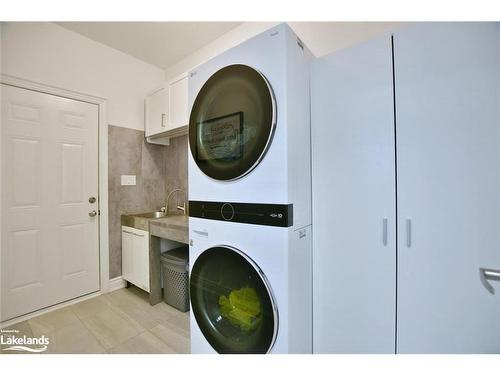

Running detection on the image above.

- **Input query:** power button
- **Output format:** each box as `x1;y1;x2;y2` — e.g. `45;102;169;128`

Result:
221;203;235;221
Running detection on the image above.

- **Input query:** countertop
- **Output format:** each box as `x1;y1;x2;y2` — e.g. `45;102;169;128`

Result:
149;215;189;245
121;213;188;244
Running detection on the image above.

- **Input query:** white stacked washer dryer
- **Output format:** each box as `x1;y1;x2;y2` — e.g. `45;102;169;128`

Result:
187;23;313;354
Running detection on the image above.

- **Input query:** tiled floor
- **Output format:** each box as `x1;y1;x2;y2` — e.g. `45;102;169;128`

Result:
1;286;190;354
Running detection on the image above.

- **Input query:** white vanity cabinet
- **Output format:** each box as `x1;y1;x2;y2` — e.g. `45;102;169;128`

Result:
121;226;150;293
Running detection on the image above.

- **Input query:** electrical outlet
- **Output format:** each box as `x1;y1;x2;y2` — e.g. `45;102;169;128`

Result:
121;175;136;186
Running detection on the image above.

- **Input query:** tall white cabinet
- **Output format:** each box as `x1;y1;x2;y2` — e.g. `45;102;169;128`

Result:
311;34;397;353
312;23;500;354
394;22;500;354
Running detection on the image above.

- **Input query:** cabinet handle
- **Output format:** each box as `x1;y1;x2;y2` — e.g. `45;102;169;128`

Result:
123;230;145;237
382;218;388;246
406;219;412;248
479;267;500;294
161;113;166;127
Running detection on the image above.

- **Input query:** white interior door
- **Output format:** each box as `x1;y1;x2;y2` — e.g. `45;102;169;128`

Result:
394;23;500;353
1;84;100;322
311;34;397;353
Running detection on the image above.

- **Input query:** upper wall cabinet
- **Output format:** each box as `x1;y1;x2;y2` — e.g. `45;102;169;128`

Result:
168;74;189;130
145;73;189;144
145;87;168;138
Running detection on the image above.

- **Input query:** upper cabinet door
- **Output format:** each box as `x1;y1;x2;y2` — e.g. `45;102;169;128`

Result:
394;23;500;353
145;87;168;137
311;34;396;353
168;74;189;130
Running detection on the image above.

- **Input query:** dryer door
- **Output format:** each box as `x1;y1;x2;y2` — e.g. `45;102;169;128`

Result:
190;246;278;353
189;64;276;181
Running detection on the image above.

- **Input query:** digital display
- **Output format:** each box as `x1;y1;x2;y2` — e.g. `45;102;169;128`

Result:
196;112;244;161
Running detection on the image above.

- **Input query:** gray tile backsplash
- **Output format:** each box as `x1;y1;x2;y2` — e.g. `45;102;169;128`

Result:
163;135;188;214
108;126;188;279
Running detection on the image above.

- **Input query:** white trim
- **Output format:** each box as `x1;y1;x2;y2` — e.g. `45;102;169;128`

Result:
108;276;127;292
1;277;126;328
0;291;101;329
168;71;189;85
0;73;111;313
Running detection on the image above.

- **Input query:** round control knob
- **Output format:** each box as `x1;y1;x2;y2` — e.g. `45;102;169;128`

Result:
221;203;235;221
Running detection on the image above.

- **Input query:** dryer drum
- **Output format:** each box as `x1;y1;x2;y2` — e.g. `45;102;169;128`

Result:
189;64;277;181
189;246;278;353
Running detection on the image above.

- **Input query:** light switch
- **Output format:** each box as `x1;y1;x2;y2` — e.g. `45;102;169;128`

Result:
121;175;136;186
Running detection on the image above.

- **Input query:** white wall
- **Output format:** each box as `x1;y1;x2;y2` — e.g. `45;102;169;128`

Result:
1;22;408;127
1;22;164;130
165;22;280;80
164;21;406;81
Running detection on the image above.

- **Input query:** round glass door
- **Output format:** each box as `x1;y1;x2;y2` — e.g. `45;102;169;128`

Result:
189;64;276;181
190;246;278;353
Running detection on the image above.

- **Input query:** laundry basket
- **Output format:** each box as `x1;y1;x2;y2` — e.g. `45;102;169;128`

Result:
161;246;190;312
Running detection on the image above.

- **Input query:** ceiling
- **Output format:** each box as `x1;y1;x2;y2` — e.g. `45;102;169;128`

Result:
56;22;242;69
57;22;407;71
289;22;407;58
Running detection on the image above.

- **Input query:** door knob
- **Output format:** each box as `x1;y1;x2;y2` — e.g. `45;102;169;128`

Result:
89;196;96;204
479;267;500;294
89;210;97;217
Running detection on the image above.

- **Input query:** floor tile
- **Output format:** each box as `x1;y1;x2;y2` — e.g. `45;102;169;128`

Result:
107;331;177;354
2;320;33;337
165;311;190;333
152;303;190;333
81;308;145;350
105;287;171;330
42;320;105;354
104;287;150;309
150;320;190;354
28;307;80;336
153;301;189;322
70;295;112;320
0;321;35;355
124;286;151;303
2;286;191;354
109;302;166;330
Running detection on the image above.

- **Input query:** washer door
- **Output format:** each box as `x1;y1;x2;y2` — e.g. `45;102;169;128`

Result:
190;246;278;353
189;64;276;181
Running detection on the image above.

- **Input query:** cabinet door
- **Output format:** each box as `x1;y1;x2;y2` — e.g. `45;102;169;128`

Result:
311;34;396;353
168;75;188;130
121;227;135;284
395;23;500;353
145;87;168;137
133;230;150;293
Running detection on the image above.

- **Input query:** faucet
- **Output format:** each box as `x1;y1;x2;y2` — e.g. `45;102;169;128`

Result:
161;189;187;216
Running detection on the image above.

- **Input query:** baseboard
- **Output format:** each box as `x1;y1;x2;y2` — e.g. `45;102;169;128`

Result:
0;291;101;328
108;276;127;292
1;278;126;328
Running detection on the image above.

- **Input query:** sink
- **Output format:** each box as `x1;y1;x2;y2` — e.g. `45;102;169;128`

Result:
134;211;166;219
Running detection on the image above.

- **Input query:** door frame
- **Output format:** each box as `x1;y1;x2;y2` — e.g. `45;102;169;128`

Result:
0;74;111;311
